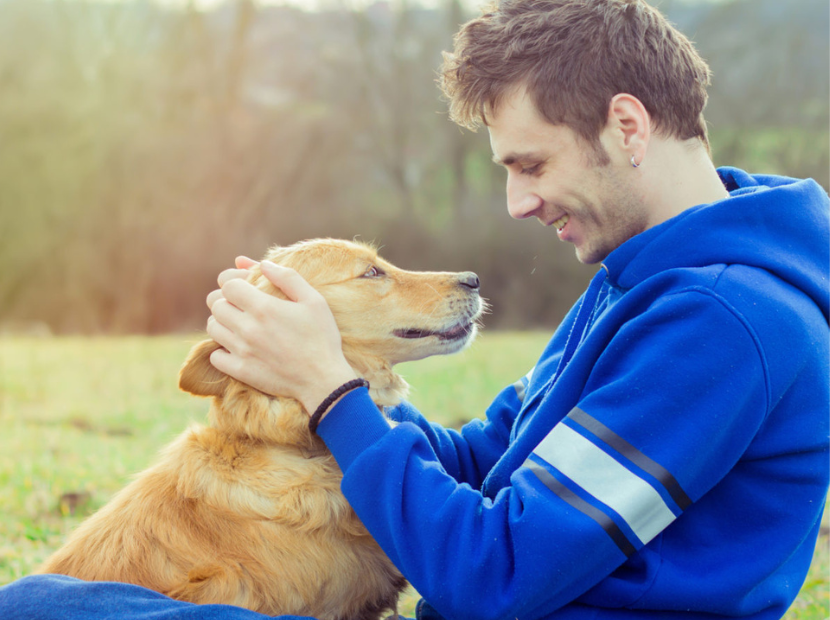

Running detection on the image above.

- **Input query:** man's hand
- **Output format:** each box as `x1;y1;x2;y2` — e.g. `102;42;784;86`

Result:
205;257;358;415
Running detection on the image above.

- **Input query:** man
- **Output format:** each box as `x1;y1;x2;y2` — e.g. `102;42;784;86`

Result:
2;0;827;619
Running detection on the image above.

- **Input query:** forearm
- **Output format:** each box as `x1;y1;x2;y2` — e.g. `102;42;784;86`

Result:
384;384;520;489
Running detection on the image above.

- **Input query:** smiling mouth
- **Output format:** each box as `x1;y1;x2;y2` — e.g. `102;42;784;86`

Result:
552;214;570;230
394;321;474;341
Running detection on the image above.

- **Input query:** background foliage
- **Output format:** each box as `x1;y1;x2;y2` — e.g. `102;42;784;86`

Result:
0;0;827;334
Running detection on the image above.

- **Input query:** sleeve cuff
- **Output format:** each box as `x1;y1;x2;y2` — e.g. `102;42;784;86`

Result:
316;386;392;472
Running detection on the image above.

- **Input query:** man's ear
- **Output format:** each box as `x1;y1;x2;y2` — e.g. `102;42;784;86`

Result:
603;93;651;163
178;339;229;397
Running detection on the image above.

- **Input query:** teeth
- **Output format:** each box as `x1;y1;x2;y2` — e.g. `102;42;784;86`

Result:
552;214;569;230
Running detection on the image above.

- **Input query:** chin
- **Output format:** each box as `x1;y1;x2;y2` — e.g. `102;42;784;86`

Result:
574;247;607;265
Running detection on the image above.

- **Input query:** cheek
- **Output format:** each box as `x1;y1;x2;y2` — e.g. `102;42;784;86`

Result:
327;293;369;314
326;290;390;335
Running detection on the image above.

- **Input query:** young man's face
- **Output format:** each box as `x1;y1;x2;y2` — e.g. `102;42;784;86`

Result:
488;88;649;265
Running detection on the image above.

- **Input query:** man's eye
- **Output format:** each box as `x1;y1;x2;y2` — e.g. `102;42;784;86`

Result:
520;164;541;176
362;266;384;278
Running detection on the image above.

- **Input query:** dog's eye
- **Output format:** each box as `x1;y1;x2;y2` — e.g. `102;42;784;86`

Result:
361;265;384;278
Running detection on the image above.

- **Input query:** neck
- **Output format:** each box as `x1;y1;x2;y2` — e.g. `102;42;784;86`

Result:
641;138;730;228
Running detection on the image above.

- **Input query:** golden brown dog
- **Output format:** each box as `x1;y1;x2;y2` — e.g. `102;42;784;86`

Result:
37;239;484;620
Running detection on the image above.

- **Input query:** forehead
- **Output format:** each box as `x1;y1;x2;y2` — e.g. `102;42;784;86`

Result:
487;88;578;165
267;239;379;273
282;240;378;285
315;240;377;264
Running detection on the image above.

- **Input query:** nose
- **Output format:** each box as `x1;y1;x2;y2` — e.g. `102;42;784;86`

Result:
506;171;543;219
457;272;480;290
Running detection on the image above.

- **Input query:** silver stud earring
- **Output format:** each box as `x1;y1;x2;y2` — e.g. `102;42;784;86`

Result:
630;155;640;168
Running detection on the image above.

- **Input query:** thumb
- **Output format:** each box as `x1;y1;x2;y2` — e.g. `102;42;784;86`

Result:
260;261;318;303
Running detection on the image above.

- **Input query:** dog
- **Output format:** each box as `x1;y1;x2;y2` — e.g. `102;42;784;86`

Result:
37;238;484;620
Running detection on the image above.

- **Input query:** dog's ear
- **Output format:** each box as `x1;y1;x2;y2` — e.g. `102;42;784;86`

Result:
179;339;229;397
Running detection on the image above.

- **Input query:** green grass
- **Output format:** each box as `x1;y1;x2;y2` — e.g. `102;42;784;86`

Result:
0;335;826;618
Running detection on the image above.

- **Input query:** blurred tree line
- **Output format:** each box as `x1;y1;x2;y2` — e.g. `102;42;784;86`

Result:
0;0;827;334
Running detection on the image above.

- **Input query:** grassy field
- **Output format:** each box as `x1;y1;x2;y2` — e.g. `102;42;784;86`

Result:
0;334;827;617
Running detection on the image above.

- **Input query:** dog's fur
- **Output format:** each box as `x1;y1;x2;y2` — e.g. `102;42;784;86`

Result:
37;239;483;620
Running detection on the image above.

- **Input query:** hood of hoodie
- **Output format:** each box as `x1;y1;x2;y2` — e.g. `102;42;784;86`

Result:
602;167;830;320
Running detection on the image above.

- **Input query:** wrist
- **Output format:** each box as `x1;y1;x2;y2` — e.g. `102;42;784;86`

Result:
301;365;360;417
308;378;370;434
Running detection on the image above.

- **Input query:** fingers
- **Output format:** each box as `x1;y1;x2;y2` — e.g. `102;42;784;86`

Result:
218;267;251;287
206;316;233;352
207;260;257;310
221;278;273;316
207;297;247;342
206;276;250;311
206;288;224;309
260;261;321;304
208;347;247;384
235;256;259;269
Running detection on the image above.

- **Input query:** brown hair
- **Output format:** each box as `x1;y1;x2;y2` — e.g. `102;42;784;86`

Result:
440;0;712;151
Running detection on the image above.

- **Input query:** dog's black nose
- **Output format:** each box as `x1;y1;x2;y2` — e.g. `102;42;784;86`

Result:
458;272;480;290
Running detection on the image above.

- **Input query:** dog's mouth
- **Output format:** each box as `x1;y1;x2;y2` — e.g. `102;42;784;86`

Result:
394;321;475;342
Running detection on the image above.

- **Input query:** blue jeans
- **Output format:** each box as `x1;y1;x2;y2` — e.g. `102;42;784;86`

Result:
0;575;313;619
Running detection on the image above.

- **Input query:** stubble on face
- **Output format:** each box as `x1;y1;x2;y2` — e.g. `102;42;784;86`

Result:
572;156;650;265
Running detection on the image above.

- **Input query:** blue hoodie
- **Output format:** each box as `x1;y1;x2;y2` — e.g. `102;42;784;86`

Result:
319;168;830;620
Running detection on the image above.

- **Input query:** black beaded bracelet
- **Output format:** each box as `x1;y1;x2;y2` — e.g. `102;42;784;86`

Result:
308;378;370;435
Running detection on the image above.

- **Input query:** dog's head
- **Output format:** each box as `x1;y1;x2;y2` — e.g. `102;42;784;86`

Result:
179;239;484;444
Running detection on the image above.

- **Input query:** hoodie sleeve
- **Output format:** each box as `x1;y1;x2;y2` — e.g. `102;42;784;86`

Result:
382;380;524;489
318;288;768;620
